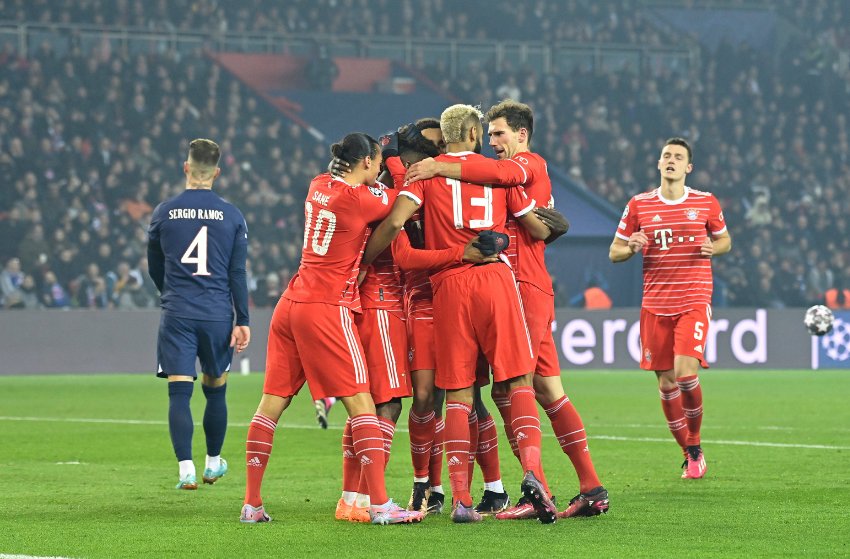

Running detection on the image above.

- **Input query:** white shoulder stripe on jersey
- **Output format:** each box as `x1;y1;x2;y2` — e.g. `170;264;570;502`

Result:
399;191;422;205
513;199;536;218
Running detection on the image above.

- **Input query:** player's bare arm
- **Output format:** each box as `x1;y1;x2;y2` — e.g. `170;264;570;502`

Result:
533;207;569;244
516;208;552;241
609;231;649;262
405;157;525;188
404;158;456;183
361;195;420;268
392;234;497;271
700;230;732;258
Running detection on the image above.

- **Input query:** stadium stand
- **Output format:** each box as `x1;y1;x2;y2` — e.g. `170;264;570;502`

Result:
1;0;848;309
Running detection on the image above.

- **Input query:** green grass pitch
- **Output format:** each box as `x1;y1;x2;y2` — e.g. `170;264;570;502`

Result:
0;370;848;558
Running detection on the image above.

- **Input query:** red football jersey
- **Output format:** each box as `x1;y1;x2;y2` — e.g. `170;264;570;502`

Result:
360;183;404;316
616;186;727;316
284;173;397;312
400;151;536;286
461;151;554;295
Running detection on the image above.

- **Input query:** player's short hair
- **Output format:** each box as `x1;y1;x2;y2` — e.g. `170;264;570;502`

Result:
330;132;380;164
415;117;441;133
440;104;483;144
663;137;693;163
398;118;441;158
486;99;534;140
187;138;221;179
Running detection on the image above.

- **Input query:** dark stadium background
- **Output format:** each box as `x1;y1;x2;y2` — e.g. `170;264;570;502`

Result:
0;0;848;373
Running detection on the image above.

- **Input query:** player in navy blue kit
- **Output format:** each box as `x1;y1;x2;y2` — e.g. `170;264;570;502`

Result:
148;138;250;490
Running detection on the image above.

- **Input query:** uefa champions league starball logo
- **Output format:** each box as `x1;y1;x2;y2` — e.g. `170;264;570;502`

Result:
822;317;850;362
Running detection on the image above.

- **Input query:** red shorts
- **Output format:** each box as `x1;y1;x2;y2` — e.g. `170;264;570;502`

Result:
639;307;711;371
355;308;412;404
518;282;561;378
432;264;536;390
407;309;435;372
264;298;369;401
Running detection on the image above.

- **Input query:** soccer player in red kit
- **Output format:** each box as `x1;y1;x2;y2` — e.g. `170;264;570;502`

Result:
610;138;731;479
406;99;608;519
361;104;559;524
240;133;423;525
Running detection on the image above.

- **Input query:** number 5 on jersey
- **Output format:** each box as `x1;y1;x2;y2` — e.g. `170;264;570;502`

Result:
181;226;210;276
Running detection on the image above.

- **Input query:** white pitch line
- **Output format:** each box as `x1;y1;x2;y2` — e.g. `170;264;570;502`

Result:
1;416;848;451
0;555;75;559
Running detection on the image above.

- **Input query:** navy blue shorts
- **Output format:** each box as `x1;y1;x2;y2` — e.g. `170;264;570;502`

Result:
156;314;233;379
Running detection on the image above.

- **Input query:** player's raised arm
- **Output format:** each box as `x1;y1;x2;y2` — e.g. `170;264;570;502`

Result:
362;194;420;268
405;156;528;188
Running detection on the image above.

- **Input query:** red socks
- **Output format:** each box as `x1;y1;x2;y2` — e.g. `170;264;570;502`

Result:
466;411;478;488
341;418;359;493
378;416;396;469
409;410;436;479
350;414;388;505
244;413;276;507
508;386;547;493
543;395;601;493
430;417;445;487
444;401;472;507
475;415;502;483
492;391;519;459
659;385;689;451
677;376;703;447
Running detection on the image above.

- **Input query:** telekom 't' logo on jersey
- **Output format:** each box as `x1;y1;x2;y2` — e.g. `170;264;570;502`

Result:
654;228;674;250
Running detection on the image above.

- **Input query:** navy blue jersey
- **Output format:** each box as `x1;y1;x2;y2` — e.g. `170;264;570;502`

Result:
147;189;249;325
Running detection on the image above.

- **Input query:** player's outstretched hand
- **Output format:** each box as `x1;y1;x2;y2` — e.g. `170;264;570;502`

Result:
463;236;501;264
628;231;649;254
230;325;251;353
533;207;569;236
405;158;438;183
700;237;715;257
328;157;351;178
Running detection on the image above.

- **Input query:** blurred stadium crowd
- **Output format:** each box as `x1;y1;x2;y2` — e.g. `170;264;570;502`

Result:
1;0;849;310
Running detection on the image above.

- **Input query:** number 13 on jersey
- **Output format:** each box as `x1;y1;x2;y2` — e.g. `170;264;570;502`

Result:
448;178;493;229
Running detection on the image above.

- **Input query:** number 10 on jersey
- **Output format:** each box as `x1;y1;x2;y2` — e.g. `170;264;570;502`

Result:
304;201;337;255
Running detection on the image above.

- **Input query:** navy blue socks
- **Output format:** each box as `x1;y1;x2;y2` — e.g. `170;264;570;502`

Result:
202;383;228;457
168;381;194;461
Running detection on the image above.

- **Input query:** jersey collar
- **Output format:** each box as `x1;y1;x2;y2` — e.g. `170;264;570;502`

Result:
444;151;476;157
657;186;689;205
